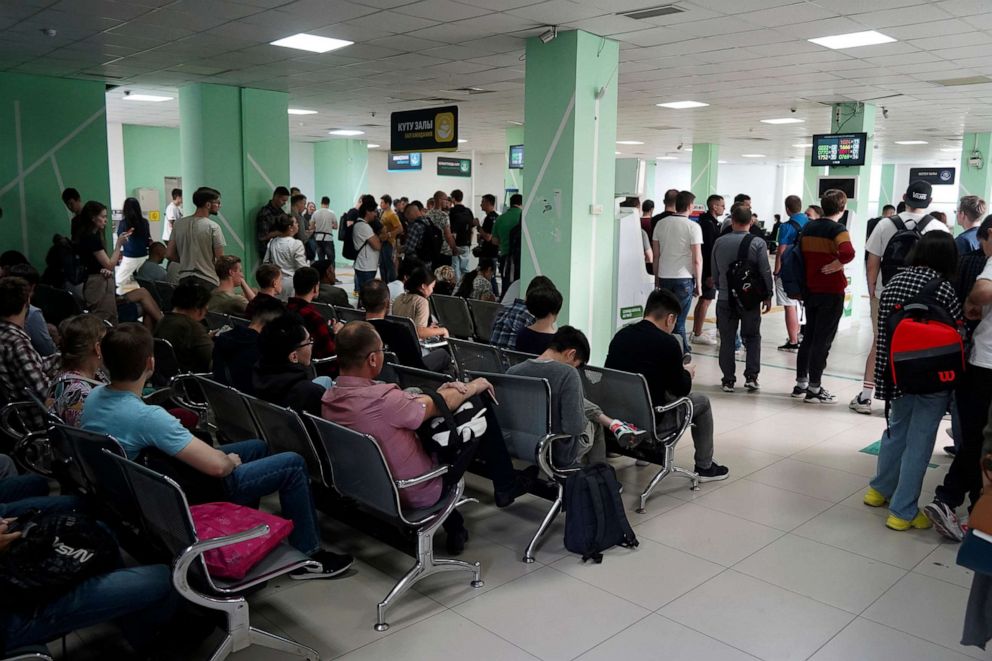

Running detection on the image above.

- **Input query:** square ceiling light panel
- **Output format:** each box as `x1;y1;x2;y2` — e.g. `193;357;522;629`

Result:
657;100;709;109
808;30;895;50
271;33;353;53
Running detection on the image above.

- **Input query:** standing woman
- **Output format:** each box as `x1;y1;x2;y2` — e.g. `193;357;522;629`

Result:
115;197;151;294
263;213;307;301
864;232;963;531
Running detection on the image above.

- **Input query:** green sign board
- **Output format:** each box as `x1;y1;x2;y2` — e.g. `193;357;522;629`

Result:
619;305;643;321
437;157;471;177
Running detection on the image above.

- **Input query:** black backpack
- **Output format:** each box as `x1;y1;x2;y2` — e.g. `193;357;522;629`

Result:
414;217;444;264
563;463;638;563
44;234;86;286
341;219;363;261
727;234;767;312
881;216;934;286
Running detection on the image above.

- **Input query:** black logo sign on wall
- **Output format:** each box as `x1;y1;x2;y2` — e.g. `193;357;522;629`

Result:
909;168;956;185
437;157;471;177
391;105;458;153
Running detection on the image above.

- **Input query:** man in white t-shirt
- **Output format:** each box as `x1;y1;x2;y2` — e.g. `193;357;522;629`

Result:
311;195;338;264
652;190;702;353
853;181;950;414
352;200;381;293
162;188;182;242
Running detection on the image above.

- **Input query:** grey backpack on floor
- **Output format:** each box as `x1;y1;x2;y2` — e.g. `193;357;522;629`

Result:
564;463;638;563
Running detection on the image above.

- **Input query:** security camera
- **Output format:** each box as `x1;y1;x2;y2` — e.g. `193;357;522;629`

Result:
123;90;131;96
539;26;558;44
790;105;797;113
882;107;889;119
676;142;684;151
41;28;56;37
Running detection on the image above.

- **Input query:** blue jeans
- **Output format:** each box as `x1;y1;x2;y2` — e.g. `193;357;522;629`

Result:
379;242;397;283
0;472;51;505
870;392;950;520
1;564;179;653
222;440;321;556
452;246;471;284
354;269;376;294
657;277;694;353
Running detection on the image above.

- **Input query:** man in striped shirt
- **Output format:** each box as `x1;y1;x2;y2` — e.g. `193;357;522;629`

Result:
792;189;855;403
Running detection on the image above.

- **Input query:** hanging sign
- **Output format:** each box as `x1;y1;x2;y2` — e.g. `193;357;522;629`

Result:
909;167;956;185
437;157;471;177
391;105;458;153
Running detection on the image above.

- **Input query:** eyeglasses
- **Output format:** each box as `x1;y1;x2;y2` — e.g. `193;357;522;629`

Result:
295;339;314;350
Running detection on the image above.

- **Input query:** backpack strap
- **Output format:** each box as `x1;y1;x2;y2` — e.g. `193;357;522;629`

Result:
916;215;934;233
736;233;756;261
582;470;608;564
890;217;907;233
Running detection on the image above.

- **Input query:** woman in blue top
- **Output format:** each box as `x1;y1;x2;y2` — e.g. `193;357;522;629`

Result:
115;197;152;295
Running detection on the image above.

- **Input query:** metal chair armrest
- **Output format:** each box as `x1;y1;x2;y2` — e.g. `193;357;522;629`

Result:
537;433;583;480
312;355;338;366
396;464;450;488
0;401;42;437
168;373;212;412
172;524;270;599
654;396;692;415
653;396;694;446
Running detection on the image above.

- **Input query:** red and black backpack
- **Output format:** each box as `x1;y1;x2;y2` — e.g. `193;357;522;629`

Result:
887;277;965;394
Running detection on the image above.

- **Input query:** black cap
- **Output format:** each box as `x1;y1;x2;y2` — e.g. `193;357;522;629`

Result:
905;180;932;208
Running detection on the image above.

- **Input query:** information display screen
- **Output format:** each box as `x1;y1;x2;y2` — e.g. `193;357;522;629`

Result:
509;144;524;169
388;152;422;171
811;133;868;167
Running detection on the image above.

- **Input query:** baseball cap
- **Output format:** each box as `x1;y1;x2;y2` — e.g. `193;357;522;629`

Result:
905;180;932;208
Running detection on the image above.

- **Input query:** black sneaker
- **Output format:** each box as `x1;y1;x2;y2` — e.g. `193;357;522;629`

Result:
292;550;354;580
695;462;729;482
721;382;735;393
495;469;537;507
943;445;957;457
446;527;469;556
804;388;836;404
791;385;807;398
744;379;759;392
778;341;800;352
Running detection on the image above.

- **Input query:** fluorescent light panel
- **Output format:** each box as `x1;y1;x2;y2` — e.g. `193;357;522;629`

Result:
657;100;708;109
270;33;353;53
808;30;895;50
123;94;172;102
458;139;468;143
741;154;766;158
940;147;960;152
761;118;804;125
793;143;813;148
288;108;317;115
617;140;644;145
895;140;927;145
656;156;678;160
367;144;380;148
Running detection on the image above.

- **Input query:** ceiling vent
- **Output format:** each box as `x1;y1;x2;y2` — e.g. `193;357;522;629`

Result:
618;4;685;19
930;75;992;87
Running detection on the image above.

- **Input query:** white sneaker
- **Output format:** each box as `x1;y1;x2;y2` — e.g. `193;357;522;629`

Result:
691;333;717;346
734;349;746;360
849;395;872;415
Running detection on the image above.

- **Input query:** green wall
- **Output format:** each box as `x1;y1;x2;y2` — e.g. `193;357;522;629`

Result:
314;139;368;266
0;73;110;265
122;124;180;215
241;87;289;272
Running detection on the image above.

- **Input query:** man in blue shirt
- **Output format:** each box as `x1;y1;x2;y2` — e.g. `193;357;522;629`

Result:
773;195;808;352
955;195;986;254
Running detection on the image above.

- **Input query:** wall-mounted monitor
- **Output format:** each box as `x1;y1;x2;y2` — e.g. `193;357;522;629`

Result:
508;144;524;169
817;175;857;200
810;133;868;167
388;152;422;171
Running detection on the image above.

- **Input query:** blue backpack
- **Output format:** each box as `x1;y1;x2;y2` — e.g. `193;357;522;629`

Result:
779;224;806;300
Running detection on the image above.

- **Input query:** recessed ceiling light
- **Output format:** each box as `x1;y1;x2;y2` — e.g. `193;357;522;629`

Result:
123;94;172;102
288;108;317;115
617;140;644;145
458;139;468;143
656;100;709;109
940;147;960;152
270;33;353;53
328;129;364;136
808;30;896;50
793;143;813;148
742;154;766;158
761;118;804;125
684;147;692;152
895;140;927;145
367;144;380;149
656;156;678;160
615;151;622;155
718;160;728;164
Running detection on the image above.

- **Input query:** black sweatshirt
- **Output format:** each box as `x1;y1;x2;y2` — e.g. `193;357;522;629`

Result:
605;320;691;406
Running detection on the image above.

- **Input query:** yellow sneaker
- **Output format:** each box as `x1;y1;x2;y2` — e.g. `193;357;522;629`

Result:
863;487;888;507
886;511;932;531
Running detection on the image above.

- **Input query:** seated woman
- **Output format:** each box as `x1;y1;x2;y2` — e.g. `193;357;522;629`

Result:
252;312;331;416
391;267;449;340
72;200;162;328
263;214;307;301
433;265;456;296
47;314;107;427
515;286;563;356
454;258;497;301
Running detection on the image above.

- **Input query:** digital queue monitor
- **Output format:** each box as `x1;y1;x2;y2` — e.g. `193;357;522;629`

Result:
388;152;422;171
508;144;524;169
810;133;867;167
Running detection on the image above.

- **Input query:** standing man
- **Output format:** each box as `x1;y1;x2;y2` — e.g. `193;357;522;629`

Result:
167;187;226;290
774;195;809;352
290;193;313;261
650;188;678;235
256;186;289;260
448;189;474;283
955;195;986;254
690;194;724;346
493;193;523;295
476;194;500;291
652;190;702;353
712;204;773;391
793;189;855;403
352;200;381;292
856;181;950;413
62;187;84;237
640;200;655;235
379;194;402;283
426;191;456;268
163;188;182;243
311;196;337;263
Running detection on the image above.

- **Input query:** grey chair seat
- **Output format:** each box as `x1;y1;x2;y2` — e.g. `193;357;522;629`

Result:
211;541;314;592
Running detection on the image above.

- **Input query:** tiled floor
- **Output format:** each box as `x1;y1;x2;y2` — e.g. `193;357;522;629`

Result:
60;303;988;660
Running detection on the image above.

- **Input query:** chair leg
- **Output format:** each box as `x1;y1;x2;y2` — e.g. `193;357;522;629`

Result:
376;558;428;632
249;626;320;660
206;634;235;661
637;465;671;514
524;482;563;563
672;465;700;490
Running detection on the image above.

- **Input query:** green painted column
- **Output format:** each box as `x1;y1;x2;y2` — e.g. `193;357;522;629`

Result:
643;159;657;202
959;132;992;201
690;143;719;201
241;88;289;272
504;125;525;204
314;139;368;266
521;30;619;363
0;73;110;264
878;163;896;212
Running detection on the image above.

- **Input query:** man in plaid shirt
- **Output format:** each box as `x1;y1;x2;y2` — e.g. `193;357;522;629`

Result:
286;267;342;360
402;201;427;262
491;276;557;350
0;277;59;431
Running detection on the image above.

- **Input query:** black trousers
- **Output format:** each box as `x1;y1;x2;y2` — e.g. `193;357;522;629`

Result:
796;293;844;387
937;365;992;509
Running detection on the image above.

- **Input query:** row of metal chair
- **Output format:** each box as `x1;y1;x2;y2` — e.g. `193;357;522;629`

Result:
446;338;535;378
429;295;503;343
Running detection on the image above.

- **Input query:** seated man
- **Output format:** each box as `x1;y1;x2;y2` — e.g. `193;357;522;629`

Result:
491;275;557;350
82;323;352;577
286;267;342;360
213;296;284;393
605;289;729;482
322;322;526;554
208;255;255;316
0;277;60;431
361;279;449;373
508;326;640;466
514;286;563;356
136;241;168;282
7;264;57;357
244;263;285;318
312;259;350;308
253;313;331;416
154;280;213;373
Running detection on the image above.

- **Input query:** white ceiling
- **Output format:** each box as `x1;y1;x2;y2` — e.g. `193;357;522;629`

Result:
3;0;992;165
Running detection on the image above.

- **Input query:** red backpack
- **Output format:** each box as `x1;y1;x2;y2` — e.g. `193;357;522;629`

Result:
887;277;965;394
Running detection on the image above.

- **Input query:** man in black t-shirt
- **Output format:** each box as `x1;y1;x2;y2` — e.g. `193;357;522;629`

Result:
605;289;729;481
690;194;723;346
448;189;474;284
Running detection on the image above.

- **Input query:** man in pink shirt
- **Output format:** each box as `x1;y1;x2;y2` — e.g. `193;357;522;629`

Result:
322;321;525;555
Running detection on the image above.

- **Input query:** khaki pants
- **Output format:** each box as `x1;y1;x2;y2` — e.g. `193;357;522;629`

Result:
83;273;117;323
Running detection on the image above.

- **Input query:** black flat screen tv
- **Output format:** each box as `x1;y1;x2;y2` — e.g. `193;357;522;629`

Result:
508;144;524;169
811;133;868;167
